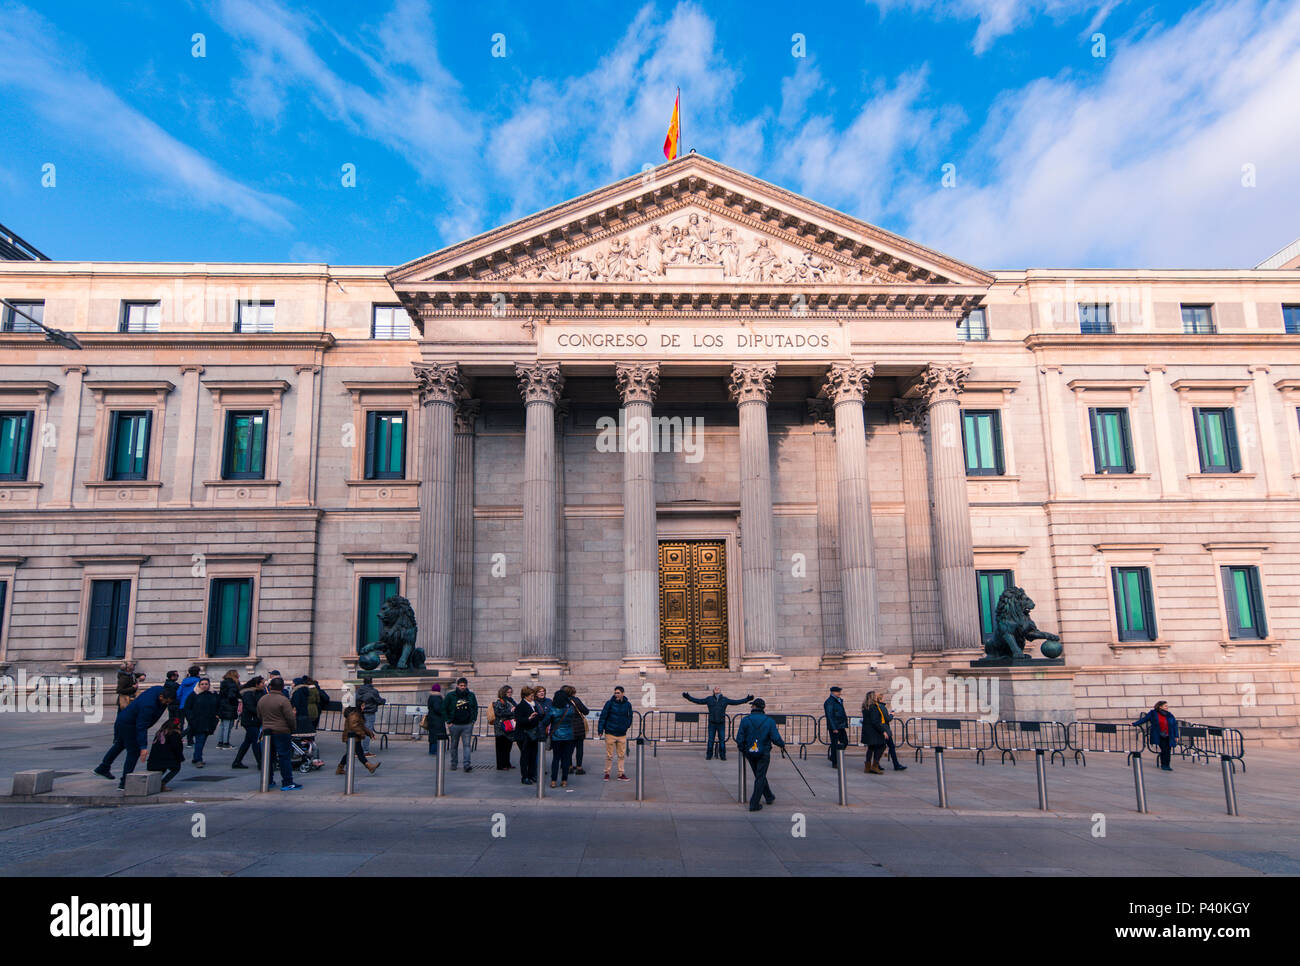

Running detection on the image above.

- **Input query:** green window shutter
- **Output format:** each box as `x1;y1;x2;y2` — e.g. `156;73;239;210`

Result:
209;578;254;657
388;415;405;476
0;411;33;480
364;411;378;479
358;576;400;648
1223;408;1240;472
990;411;1005;474
976;570;1011;644
1088;409;1104;473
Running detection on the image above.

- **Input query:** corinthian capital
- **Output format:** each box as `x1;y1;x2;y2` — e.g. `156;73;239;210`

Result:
728;363;776;405
413;363;463;405
892;398;928;433
516;362;565;404
820;363;874;405
615;363;660;405
454;397;480;434
919;363;971;406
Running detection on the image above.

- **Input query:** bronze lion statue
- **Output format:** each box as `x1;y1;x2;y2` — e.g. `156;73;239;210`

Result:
987;585;1062;659
357;594;424;671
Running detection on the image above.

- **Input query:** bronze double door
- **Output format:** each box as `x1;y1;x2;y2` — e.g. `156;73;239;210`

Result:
658;540;729;669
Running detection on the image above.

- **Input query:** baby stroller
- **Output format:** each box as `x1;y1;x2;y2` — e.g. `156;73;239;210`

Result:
290;732;325;773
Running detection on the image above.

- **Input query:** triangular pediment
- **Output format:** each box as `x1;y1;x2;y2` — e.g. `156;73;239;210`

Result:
389;154;993;291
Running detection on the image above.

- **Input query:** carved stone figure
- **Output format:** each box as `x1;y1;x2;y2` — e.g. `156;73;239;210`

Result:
357;594;424;671
985;585;1062;660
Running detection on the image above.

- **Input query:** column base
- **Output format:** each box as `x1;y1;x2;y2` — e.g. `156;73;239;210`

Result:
511;659;570;679
837;652;896;672
739;654;788;673
618;655;666;674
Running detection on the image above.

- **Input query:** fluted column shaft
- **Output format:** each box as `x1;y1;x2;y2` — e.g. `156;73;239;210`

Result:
824;364;881;656
809;400;845;660
729;365;779;658
921;364;980;651
451;399;479;663
517;364;564;661
617;364;661;663
896;400;942;653
414;363;462;662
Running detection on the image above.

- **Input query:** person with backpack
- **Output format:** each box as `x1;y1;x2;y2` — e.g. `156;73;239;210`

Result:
291;676;330;734
683;687;753;761
1134;700;1180;771
425;683;448;757
216;670;241;748
231;676;265;770
734;698;786;812
561;685;591;774
490;685;517;770
547;689;577;788
183;677;220;768
355;677;386;756
597;686;634;782
445;678;478;772
147;717;186;792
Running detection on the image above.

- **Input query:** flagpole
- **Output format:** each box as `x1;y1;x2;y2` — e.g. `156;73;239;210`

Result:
677;86;681;158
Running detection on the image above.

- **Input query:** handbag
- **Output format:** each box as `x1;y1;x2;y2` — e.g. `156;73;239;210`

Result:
419;714;429;731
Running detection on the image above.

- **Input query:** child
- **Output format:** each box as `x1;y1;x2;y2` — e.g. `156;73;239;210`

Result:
147;717;185;792
337;706;380;776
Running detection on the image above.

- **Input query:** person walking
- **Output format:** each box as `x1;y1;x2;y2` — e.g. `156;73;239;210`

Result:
115;660;138;711
355;677;386;756
231;676;264;770
879;694;906;771
336;706;380;776
683;687;753;761
94;685;176;789
216;670;241;749
547;689;577;788
257;677;301;790
824;686;849;769
184;677;220;768
290;676;328;734
146;717;186;792
561;685;590;774
490;685;517;770
861;690;890;775
735;698;786;812
444;677;478;772
514;686;543;785
597;686;634;782
1134;700;1179;771
177;665;202;745
425;683;447;757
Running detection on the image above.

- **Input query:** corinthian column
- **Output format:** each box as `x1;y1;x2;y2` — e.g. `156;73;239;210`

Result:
920;363;980;652
451;398;479;666
516;363;565;668
729;364;781;666
617;364;663;668
822;364;882;664
413;363;462;670
895;399;942;656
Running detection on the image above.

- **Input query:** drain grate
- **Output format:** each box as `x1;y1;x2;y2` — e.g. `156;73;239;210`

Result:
180;775;235;782
51;746;90;751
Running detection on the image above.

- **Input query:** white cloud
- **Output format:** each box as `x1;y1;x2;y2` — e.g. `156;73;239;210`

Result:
868;0;1120;53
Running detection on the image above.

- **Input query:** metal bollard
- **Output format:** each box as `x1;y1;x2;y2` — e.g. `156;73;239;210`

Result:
635;738;645;801
737;750;748;804
935;747;948;808
836;747;848;806
345;736;356;795
1221;756;1239;816
1131;753;1148;814
260;734;272;792
435;738;447;797
536;739;545;800
1034;748;1049;811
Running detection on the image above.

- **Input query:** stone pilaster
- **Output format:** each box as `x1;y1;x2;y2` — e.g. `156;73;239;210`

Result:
728;363;782;667
821;363;884;666
515;363;565;670
169;364;203;507
920;363;980;653
288;364;319;506
895;399;943;658
616;364;663;669
413;362;462;672
808;398;845;664
48;365;86;509
451;397;479;666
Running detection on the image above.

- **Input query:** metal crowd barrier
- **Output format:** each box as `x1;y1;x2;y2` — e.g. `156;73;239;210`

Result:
992;719;1069;765
1151;722;1247;772
728;713;819;759
905;717;993;764
817;714;863;749
640;710;717;756
1067;721;1144;766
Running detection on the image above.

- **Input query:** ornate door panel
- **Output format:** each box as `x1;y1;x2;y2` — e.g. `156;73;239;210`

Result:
658;540;729;669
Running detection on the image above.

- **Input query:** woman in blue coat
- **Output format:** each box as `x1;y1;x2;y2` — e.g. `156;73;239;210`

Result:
547;689;577;788
1134;701;1179;771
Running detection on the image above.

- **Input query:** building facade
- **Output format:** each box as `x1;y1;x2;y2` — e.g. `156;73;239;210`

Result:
2;156;1298;743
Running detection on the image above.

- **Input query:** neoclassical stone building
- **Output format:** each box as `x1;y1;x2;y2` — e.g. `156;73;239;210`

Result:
1;156;1297;742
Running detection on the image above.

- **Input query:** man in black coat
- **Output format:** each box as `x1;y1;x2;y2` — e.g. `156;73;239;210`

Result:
824;686;849;768
683;687;753;761
183;678;220;767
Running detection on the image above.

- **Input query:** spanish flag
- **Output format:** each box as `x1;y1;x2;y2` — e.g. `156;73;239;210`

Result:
663;88;680;160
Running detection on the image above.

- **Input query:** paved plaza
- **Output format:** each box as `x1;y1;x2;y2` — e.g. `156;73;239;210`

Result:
1;713;1297;876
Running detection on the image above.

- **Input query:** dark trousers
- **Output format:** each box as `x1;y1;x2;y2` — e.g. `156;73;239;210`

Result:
193;731;209;764
886;737;902;769
100;722;141;780
155;766;181;787
269;733;294;785
518;737;538;782
495;735;514;769
706;721;727;759
550;739;574;782
828;728;848;766
1157;736;1172;768
234;725;263;766
866;744;886;768
745;752;774;809
574;737;585;767
338;739;369;770
428;734;443;755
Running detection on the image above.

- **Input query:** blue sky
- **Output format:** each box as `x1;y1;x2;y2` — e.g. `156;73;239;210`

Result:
2;0;1297;269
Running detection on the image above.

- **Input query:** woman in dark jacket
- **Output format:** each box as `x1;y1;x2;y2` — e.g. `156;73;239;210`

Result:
561;685;590;775
491;685;518;770
337;706;379;775
426;683;448;756
547;689;577;788
860;690;890;775
231;676;264;769
216;670;241;748
147;717;185;791
514;687;543;786
184;678;220;767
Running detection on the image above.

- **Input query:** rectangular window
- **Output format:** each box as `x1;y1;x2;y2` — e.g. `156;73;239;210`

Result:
1181;304;1216;334
957;307;988;341
106;411;152;481
120;301;161;333
1283;305;1300;335
1193;407;1240;473
1111;567;1157;641
357;576;400;648
236;301;275;333
2;299;44;333
207;578;254;657
961;410;1005;476
364;411;407;480
86;579;130;660
0;411;34;481
0;579;7;645
1078;303;1114;334
1088;407;1135;474
976;570;1013;645
1221;566;1266;640
221;410;268;480
372;304;411;339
